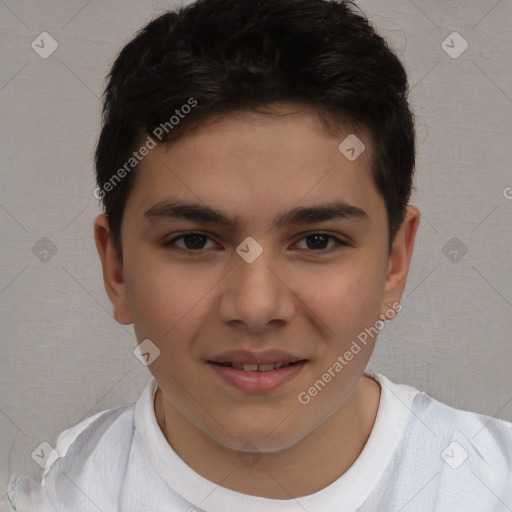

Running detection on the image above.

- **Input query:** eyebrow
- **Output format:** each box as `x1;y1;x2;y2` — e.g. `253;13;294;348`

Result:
144;200;369;229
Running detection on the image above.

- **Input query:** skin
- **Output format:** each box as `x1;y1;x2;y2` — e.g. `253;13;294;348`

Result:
94;103;420;499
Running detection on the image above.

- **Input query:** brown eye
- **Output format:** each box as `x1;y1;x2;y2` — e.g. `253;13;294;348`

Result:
295;233;346;253
164;232;217;252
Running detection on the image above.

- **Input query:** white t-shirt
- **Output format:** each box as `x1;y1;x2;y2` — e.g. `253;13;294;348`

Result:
2;372;512;511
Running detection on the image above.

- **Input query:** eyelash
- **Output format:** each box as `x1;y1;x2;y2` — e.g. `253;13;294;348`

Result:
163;231;348;255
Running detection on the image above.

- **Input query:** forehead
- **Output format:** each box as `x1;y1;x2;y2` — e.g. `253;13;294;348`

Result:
126;106;384;229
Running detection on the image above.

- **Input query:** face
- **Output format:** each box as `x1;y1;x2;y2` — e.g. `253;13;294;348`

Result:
95;104;418;454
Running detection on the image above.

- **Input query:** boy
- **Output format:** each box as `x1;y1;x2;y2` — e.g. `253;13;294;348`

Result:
3;0;511;510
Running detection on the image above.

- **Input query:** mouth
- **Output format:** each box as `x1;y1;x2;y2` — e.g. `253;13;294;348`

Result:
207;359;308;392
209;360;306;372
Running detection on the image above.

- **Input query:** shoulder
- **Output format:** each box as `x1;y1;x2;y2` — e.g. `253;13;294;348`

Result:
375;373;512;451
390;377;512;497
371;373;512;506
411;387;512;453
4;403;137;512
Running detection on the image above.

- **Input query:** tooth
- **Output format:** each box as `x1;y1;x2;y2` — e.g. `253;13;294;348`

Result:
228;362;294;371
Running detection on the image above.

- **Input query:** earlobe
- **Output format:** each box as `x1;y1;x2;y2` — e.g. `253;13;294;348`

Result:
380;302;402;321
93;214;133;325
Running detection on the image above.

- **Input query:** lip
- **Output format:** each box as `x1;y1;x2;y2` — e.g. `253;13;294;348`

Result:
208;360;308;393
208;349;304;365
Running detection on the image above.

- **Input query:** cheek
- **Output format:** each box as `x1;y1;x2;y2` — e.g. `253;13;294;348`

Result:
124;258;220;353
124;260;187;340
304;265;383;339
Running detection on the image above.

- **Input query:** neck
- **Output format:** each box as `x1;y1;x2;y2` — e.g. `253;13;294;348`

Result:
154;375;380;499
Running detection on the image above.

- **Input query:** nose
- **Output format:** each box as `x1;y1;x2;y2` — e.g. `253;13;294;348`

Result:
217;243;297;334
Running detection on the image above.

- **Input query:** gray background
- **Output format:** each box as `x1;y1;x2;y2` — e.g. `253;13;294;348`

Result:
1;0;511;494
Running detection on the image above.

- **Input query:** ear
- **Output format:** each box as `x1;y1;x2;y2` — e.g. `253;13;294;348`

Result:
380;205;420;319
93;214;133;325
